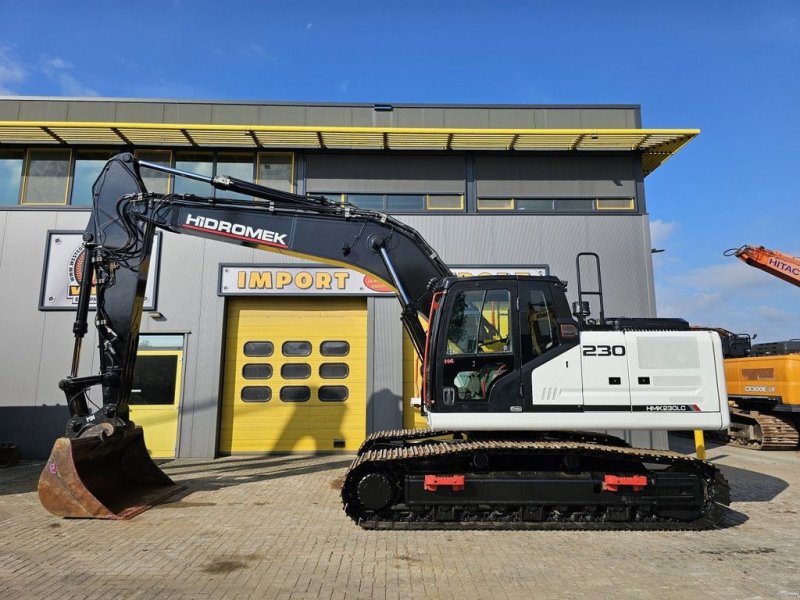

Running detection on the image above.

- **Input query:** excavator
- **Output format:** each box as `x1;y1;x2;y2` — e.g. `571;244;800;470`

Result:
720;245;800;449
39;153;731;529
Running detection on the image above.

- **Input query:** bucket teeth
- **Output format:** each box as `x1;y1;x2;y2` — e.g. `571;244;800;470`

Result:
38;427;184;519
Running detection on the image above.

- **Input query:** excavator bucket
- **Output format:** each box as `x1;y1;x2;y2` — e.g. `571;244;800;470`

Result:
38;426;184;519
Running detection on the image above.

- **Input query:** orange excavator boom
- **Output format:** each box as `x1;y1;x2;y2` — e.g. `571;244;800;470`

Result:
725;245;800;287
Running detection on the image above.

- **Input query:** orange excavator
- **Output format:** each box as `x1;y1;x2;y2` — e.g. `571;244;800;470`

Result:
721;245;800;449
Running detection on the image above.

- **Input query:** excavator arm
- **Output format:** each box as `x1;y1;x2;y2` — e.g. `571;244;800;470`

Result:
39;153;450;518
725;245;800;287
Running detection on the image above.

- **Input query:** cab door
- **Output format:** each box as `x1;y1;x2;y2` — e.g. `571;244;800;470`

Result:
434;280;521;413
519;281;583;410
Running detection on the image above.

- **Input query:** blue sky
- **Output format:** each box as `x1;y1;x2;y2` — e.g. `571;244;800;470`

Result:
1;1;798;340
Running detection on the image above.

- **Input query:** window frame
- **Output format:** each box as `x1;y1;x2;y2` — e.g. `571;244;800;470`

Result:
21;148;73;206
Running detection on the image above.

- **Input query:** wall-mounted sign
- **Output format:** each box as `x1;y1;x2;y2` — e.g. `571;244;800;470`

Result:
451;265;549;277
39;231;161;311
218;264;549;296
219;265;394;296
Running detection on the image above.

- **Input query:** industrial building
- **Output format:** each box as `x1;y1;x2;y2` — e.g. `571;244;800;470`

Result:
0;98;696;458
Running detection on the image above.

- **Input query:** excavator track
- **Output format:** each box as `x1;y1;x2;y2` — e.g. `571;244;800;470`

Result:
728;403;799;450
357;428;631;455
342;433;729;530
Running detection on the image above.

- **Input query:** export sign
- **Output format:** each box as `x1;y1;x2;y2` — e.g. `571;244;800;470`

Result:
218;264;549;296
40;231;160;311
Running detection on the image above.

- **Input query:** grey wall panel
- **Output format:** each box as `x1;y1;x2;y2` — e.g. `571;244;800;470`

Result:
0;211;58;456
535;109;585;128
395;107;446;128
305;106;353;127
211;104;260;126
259;105;306;126
476;154;638;198
443;109;490;128
0;100;21;119
174;103;213;124
306;154;466;194
66;101;117;122
488;109;536;129
18;100;68;121
579;108;634;128
366;297;403;433
114;102;167;124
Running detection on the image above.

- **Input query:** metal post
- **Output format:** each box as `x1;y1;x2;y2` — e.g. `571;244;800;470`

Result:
694;430;706;460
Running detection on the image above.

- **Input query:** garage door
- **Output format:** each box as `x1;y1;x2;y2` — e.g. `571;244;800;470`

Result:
220;296;367;453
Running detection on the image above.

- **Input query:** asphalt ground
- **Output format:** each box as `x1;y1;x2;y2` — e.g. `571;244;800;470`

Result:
1;434;799;599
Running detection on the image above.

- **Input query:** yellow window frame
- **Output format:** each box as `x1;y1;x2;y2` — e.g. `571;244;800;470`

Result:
21;148;72;206
596;197;635;211
477;198;515;211
425;194;465;211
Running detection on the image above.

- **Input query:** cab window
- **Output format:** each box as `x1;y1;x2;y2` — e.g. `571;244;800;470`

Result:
527;289;558;357
446;289;512;355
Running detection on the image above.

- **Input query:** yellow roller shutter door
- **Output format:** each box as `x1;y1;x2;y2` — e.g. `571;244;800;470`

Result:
220;297;367;453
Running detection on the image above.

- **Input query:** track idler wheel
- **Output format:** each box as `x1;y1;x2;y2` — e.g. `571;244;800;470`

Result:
356;472;395;511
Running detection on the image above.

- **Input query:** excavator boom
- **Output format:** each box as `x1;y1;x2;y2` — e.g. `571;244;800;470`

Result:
726;245;800;287
39;153;451;519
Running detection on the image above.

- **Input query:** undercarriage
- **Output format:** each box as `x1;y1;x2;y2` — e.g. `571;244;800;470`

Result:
728;401;799;450
342;429;730;530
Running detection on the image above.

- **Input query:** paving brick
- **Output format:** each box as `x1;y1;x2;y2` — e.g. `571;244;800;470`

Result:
2;436;800;598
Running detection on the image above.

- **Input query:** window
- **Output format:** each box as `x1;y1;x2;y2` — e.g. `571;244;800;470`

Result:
241;386;272;402
216;153;255;201
453;364;508;401
386;194;424;211
282;341;312;356
0;151;23;206
243;364;273;379
477;198;514;211
516;199;554;212
281;363;311;379
280;386;310;402
244;341;274;357
320;341;349;356
426;194;464;210
343;193;464;212
446;289;512;355
527;289;558;357
257;153;293;193
71;151;114;207
478;197;636;213
347;194;383;210
135;150;172;194
175;152;214;196
597;198;635;210
319;386;348;402
129;355;178;405
320;363;349;379
22;149;71;204
139;334;185;350
554;198;594;212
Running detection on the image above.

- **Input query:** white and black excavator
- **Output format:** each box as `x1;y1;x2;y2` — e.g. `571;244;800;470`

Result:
39;153;731;528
